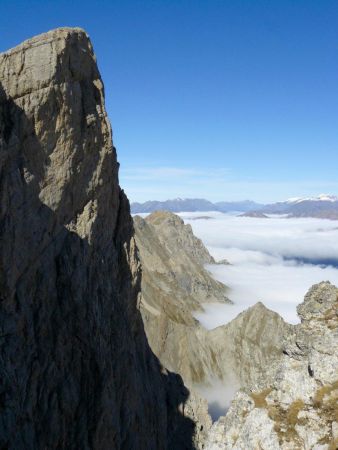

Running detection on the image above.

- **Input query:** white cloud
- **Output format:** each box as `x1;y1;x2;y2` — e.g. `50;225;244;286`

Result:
179;212;338;327
181;213;338;263
194;377;240;421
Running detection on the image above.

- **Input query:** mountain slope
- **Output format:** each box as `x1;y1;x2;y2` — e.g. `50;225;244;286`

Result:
134;212;290;398
205;282;338;449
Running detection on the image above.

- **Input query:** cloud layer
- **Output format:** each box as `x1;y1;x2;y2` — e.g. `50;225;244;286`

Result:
195;377;240;421
179;212;338;327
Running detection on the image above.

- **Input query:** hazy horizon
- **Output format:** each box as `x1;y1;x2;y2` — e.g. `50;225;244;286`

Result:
120;167;338;204
130;193;338;204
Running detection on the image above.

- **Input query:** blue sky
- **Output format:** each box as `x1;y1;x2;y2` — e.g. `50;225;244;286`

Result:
1;1;338;202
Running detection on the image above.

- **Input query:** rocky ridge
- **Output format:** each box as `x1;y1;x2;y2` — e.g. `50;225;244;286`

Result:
134;211;229;385
134;211;230;318
0;28;208;449
134;212;291;400
205;282;338;449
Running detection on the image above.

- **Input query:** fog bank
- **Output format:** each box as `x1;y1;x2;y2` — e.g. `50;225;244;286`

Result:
194;377;240;421
180;212;338;327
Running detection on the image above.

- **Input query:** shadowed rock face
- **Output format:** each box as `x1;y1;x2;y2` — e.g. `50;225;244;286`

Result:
0;28;204;449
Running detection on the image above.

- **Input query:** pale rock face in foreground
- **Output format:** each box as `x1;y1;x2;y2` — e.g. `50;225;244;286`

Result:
0;28;206;449
205;282;338;450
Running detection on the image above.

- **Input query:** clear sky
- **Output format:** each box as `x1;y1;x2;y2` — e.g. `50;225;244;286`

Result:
1;0;338;202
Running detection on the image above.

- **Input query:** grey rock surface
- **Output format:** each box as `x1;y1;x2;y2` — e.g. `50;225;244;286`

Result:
205;282;338;449
134;211;229;315
0;28;206;450
209;302;293;390
134;212;228;383
134;212;290;394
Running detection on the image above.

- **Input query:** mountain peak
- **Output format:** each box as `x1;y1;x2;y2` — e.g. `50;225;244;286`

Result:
286;194;338;204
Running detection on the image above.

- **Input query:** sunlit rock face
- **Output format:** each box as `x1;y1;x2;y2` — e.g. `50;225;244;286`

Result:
134;211;230;384
0;28;209;449
134;212;291;408
205;282;338;450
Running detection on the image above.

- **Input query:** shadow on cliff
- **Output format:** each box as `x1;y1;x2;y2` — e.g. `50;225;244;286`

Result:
0;83;197;449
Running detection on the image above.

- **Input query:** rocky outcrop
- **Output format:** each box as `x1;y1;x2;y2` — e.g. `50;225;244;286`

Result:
134;212;290;398
134;211;229;320
0;28;206;449
208;302;293;390
134;212;229;382
205;282;338;449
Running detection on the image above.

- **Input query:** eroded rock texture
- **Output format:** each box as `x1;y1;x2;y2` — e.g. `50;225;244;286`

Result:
205;282;338;450
134;211;229;324
134;212;228;384
0;28;202;450
134;212;290;395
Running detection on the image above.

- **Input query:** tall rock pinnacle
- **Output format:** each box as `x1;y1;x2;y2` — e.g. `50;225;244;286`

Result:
0;28;202;449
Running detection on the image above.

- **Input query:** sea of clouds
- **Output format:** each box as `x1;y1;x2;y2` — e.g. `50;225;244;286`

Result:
179;211;338;327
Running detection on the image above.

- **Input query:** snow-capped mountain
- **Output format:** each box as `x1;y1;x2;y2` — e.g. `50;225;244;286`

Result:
285;194;338;204
131;195;338;219
256;194;338;219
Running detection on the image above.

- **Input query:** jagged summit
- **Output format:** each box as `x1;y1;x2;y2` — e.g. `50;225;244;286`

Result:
134;211;229;318
143;210;219;265
134;211;290;397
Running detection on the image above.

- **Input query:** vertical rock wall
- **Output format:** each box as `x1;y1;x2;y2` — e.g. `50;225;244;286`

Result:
0;28;198;449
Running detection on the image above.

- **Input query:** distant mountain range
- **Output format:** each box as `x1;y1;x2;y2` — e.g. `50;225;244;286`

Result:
131;194;338;219
131;198;263;213
251;194;338;219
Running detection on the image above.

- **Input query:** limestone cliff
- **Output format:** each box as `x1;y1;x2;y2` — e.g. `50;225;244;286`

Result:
134;211;229;323
134;212;290;395
134;212;228;382
205;282;338;449
0;28;206;449
208;302;292;390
